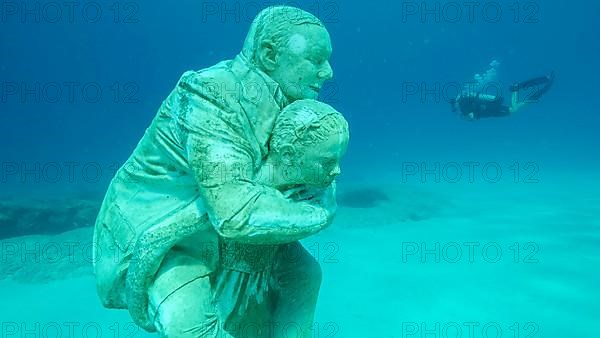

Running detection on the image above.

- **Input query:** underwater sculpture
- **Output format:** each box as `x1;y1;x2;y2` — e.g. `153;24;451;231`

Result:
126;100;348;336
93;5;342;337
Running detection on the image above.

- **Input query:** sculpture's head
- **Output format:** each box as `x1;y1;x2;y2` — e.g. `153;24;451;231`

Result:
242;6;333;103
266;99;349;190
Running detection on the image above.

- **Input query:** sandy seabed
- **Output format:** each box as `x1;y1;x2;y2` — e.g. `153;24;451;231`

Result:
1;172;599;337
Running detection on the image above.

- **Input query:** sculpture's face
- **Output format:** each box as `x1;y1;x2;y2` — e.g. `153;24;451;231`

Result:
260;127;348;191
269;25;333;102
292;132;348;189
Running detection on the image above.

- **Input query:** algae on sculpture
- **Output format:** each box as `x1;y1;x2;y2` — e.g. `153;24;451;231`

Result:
93;5;339;337
127;99;348;335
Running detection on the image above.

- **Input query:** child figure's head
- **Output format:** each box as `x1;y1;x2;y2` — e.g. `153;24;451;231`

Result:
266;99;349;190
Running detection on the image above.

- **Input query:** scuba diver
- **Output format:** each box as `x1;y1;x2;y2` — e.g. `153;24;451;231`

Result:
450;60;554;120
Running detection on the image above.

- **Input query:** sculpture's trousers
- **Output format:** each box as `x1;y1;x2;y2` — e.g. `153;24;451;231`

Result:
147;241;322;338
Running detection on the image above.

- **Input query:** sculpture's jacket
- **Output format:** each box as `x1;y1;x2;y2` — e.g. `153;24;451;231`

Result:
92;54;331;314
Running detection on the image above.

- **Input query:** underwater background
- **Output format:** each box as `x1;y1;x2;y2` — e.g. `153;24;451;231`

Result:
1;0;599;337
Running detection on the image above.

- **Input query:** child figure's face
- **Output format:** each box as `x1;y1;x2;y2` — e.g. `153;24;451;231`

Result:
267;131;348;190
293;132;348;189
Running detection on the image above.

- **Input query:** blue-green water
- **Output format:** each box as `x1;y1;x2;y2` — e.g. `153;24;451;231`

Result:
1;1;599;337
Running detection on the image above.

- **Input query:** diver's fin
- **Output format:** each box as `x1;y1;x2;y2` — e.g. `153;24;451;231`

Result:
512;71;555;101
515;71;555;90
528;71;555;101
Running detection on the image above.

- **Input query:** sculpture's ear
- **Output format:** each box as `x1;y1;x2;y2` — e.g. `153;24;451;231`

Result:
278;144;296;165
257;39;278;72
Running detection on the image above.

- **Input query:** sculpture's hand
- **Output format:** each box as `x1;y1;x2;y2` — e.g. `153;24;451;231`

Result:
285;182;337;223
311;182;337;223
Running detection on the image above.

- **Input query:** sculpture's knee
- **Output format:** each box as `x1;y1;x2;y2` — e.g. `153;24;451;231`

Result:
271;243;322;335
301;249;322;292
277;242;322;294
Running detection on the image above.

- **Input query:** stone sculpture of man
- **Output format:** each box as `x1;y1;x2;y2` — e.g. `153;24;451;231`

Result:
93;5;336;337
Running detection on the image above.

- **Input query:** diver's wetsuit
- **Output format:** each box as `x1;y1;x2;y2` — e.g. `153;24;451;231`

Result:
452;72;554;120
456;93;510;119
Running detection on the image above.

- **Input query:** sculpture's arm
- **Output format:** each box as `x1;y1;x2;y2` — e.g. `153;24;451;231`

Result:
187;135;333;244
179;77;333;245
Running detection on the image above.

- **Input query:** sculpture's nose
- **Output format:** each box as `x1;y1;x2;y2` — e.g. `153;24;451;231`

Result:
329;164;340;177
318;61;333;80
